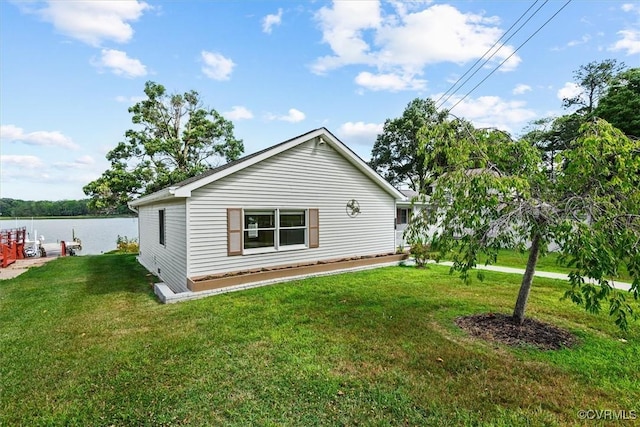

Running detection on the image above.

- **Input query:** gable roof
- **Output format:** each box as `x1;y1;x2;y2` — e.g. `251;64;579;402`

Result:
129;127;404;208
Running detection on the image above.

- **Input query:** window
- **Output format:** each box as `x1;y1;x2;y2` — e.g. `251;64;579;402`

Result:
230;208;318;255
279;211;306;246
244;210;276;249
396;208;410;225
159;209;166;245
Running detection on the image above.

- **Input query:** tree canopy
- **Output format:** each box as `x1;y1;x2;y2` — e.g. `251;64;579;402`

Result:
84;81;244;213
369;98;456;193
407;117;640;330
561;59;625;116
595;67;640;138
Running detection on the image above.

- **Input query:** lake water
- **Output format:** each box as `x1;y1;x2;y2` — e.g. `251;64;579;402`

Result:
0;217;138;255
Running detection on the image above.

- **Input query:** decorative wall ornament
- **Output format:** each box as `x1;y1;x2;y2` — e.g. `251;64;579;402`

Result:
346;199;361;217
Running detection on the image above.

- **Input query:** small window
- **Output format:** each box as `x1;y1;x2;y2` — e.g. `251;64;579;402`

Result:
396;208;409;225
159;209;166;246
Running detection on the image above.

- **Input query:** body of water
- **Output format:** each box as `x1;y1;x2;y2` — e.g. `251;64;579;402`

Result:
0;217;138;255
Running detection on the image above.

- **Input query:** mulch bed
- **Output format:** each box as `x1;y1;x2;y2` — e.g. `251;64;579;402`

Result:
455;313;579;350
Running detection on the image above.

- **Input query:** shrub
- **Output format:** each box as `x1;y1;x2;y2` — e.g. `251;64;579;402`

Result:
116;235;139;253
410;239;432;268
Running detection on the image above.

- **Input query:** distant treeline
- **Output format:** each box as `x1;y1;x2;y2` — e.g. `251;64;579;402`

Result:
0;198;132;217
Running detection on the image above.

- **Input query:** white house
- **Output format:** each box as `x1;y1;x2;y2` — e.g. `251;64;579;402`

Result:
128;128;407;302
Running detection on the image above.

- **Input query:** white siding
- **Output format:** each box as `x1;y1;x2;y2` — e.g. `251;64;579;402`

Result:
137;200;188;292
187;140;396;278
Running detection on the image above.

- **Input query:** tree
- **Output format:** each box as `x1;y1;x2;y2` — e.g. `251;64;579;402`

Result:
521;114;582;179
562;59;625;116
595;68;640;138
84;81;244;213
523;60;630;179
369;98;455;193
408;117;640;330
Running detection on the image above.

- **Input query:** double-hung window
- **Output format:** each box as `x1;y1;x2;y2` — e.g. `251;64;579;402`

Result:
243;210;276;249
237;209;312;253
396;208;409;225
227;208;319;256
279;210;306;246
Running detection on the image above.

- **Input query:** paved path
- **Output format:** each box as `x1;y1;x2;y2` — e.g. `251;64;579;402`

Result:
0;257;56;280
433;261;632;291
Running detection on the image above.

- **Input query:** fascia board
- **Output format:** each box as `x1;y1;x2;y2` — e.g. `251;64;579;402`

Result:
128;188;175;208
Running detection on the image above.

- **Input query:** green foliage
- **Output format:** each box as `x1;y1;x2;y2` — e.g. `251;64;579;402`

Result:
0;198;100;217
595;67;640;138
521;114;582;178
84;81;244;213
409;238;432;268
561;59;625;116
369;98;454;192
116;235;139;253
408;113;640;330
555;118;640;330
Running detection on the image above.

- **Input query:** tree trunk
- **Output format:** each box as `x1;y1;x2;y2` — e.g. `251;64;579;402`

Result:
513;232;542;325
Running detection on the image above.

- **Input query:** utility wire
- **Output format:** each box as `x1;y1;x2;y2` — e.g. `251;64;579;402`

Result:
447;0;573;114
435;0;547;110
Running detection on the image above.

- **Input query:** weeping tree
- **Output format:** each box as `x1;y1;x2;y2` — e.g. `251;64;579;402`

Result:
407;117;640;329
84;81;244;213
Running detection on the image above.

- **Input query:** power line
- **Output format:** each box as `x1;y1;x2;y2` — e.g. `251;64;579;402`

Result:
435;0;547;110
447;0;573;114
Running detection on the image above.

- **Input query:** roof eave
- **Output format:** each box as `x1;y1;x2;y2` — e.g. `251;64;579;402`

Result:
128;187;178;208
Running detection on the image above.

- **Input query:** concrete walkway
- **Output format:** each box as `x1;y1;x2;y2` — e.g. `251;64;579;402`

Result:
433;261;632;291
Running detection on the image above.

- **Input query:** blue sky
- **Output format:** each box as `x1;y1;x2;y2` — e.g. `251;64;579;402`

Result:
1;0;638;201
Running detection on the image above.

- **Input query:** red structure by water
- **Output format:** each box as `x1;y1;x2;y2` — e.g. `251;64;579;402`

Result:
0;227;26;268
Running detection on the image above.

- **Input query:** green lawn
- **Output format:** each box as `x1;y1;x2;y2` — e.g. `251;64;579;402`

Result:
1;254;638;426
460;249;633;282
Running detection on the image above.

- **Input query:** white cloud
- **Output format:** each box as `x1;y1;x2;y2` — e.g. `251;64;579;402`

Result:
609;29;640;55
512;84;532;95
201;51;235;80
92;49;147;78
223;106;254;121
263;8;283;34
338;121;383;144
54;155;96;169
1;125;79;149
115;95;146;104
443;96;536;133
611;4;640;55
355;71;426;91
556;82;582;102
567;34;592;47
36;0;150;47
312;1;382;74
266;109;306;123
0;155;45;169
312;1;520;91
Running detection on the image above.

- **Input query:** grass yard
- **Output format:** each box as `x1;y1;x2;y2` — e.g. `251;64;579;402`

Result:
1;254;638;426
469;249;633;282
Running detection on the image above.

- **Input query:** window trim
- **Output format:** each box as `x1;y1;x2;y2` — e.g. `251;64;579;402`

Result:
240;208;313;255
396;207;410;225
